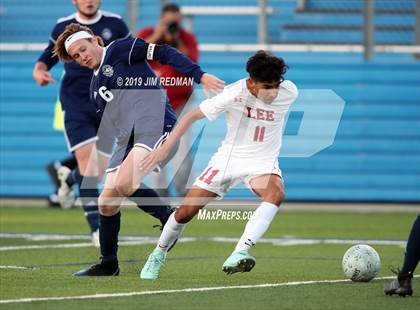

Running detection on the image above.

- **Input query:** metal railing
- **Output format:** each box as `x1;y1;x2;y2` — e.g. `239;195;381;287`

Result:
284;0;419;60
364;0;375;60
179;3;273;44
416;0;420;57
127;0;139;35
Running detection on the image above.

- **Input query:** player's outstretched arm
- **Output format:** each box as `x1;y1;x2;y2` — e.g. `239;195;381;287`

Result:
151;43;225;95
139;107;205;173
33;62;56;86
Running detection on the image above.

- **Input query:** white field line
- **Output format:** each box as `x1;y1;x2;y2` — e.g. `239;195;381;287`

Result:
0;275;418;304
0;233;406;251
0;241;158;251
0;265;37;270
2;199;419;213
0;233;93;241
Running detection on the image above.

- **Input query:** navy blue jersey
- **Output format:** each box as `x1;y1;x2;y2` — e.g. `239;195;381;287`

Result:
90;37;205;132
38;10;131;112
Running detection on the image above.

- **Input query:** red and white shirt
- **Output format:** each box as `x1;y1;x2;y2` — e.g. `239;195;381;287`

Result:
199;78;298;160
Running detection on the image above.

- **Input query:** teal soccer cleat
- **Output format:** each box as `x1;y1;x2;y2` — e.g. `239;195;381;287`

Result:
140;248;166;280
222;251;256;275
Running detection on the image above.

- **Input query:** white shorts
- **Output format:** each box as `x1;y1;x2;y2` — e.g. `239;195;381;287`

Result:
193;153;282;198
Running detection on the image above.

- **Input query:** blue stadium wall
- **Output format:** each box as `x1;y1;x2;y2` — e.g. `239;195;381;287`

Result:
0;0;419;202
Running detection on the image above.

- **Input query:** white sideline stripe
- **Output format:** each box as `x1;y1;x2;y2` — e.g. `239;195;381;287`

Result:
0;276;418;304
0;241;159;251
0;243;96;251
0;233;406;251
1;43;419;53
0;233;91;240
0;265;37;270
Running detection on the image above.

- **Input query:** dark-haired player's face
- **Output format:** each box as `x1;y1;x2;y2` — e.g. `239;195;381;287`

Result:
73;0;100;18
68;38;102;70
248;79;281;104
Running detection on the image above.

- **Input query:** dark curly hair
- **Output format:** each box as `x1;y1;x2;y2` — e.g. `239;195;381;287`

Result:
246;50;288;83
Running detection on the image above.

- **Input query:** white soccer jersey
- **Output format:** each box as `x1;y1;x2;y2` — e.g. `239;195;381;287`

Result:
199;78;298;160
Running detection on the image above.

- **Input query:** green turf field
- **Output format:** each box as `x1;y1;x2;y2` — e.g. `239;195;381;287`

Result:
0;205;419;309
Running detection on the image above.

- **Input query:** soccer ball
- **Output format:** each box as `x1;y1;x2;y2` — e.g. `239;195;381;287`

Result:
342;244;380;282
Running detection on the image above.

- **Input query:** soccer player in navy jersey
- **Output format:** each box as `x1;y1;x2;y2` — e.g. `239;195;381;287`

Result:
384;215;419;297
53;23;224;276
33;0;179;247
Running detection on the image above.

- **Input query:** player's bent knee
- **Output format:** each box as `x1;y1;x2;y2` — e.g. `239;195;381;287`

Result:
98;196;119;216
265;187;285;206
114;183;136;197
98;203;118;216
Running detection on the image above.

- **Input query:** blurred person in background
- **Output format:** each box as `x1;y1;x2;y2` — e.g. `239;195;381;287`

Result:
32;0;175;246
45;155;77;207
45;98;77;208
137;3;198;197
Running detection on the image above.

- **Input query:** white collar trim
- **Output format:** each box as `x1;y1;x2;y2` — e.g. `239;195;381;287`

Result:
94;46;107;76
76;10;102;25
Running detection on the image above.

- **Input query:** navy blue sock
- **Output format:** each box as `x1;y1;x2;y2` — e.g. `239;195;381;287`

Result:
76;173;100;232
99;212;121;262
401;215;420;274
65;167;81;188
61;156;77;170
128;186;173;225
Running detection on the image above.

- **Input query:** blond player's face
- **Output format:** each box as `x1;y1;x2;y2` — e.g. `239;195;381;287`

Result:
68;39;101;70
253;80;281;104
73;0;100;18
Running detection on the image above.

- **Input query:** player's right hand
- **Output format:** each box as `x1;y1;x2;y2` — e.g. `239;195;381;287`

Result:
200;73;225;97
33;69;56;87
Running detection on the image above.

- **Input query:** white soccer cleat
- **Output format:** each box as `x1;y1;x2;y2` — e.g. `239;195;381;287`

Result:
57;166;76;209
91;229;100;248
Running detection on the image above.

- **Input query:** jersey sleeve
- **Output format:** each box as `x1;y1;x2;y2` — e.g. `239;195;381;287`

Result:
117;18;131;39
119;37;205;84
199;88;234;121
155;44;204;83
37;23;61;70
112;37;142;61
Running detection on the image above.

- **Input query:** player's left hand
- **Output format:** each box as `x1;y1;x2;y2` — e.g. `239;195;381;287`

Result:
139;147;168;173
200;73;225;97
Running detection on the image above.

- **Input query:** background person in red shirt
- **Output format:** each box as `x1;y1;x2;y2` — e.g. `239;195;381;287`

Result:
137;3;198;197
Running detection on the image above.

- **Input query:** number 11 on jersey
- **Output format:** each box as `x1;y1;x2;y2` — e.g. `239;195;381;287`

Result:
253;126;265;142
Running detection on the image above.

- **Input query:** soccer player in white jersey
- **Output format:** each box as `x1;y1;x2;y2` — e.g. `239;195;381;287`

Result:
139;51;298;279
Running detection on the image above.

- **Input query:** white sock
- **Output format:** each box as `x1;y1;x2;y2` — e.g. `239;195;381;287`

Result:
156;212;185;253
234;201;279;253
